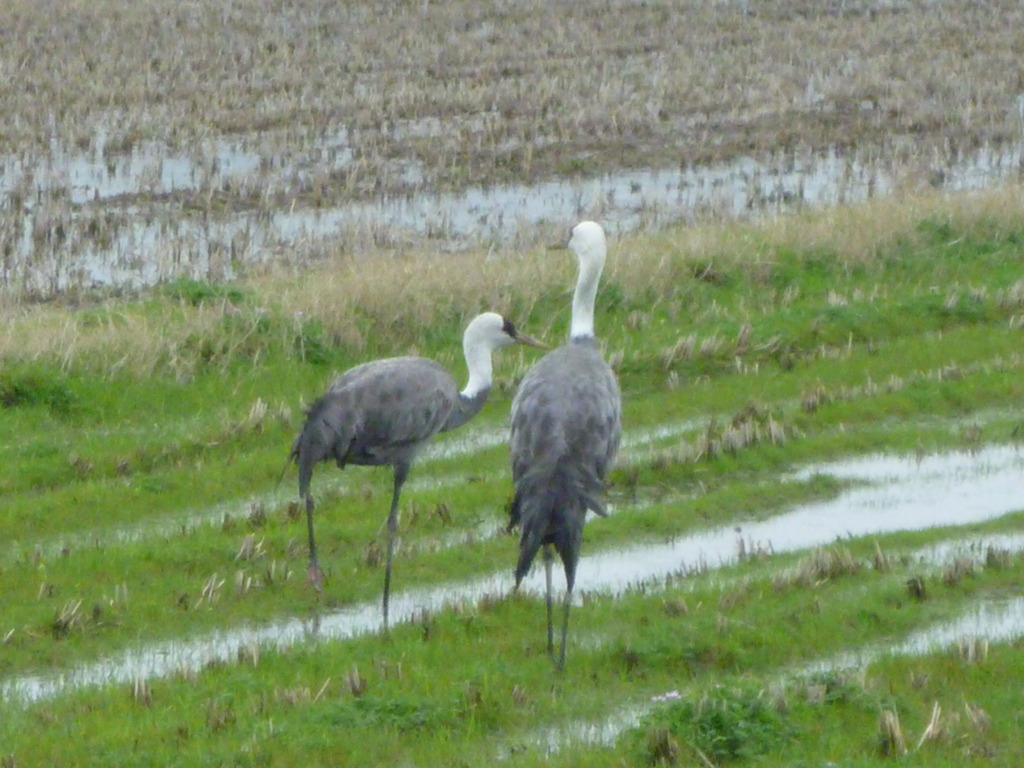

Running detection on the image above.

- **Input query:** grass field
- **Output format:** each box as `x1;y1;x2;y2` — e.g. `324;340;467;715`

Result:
5;184;1024;764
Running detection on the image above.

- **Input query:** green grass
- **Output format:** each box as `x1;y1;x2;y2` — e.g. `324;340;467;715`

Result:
4;532;1024;766
5;189;1024;764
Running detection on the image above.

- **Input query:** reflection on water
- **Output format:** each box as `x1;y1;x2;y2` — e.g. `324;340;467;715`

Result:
4;444;1024;706
497;704;649;760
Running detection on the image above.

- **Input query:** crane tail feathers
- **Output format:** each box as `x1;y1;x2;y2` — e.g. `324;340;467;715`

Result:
509;461;598;590
514;516;546;586
290;396;351;500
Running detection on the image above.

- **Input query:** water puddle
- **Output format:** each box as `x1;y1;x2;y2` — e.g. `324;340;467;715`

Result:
809;596;1024;677
5;137;1023;295
421;423;506;461
3;131;260;206
4;444;1024;706
499;705;649;760
577;445;1024;586
913;532;1024;565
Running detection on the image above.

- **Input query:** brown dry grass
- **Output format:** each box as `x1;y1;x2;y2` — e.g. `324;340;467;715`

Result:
3;181;1024;375
3;0;1023;183
613;180;1024;300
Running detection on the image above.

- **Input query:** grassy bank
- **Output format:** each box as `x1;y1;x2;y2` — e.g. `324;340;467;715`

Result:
3;187;1024;764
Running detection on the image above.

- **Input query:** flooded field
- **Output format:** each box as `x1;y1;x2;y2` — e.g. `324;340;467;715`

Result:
3;0;1024;299
4;136;1024;296
5;443;1023;707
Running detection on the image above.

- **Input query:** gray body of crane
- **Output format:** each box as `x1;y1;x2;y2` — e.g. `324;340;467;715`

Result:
508;221;622;669
290;313;543;632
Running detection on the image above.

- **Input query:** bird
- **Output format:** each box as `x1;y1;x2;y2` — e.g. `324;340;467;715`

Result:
508;220;622;670
290;311;545;632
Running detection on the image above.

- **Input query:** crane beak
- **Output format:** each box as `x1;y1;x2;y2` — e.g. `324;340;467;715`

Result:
514;331;549;350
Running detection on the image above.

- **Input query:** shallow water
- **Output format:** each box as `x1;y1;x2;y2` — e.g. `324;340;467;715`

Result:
807;596;1024;677
4;444;1024;706
578;445;1024;587
5;137;1023;294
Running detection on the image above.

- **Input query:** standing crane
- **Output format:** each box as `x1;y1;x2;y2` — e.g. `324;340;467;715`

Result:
508;221;622;669
290;311;545;632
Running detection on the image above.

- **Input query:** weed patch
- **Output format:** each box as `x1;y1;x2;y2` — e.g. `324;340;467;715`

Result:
161;278;246;308
632;684;791;764
0;365;76;415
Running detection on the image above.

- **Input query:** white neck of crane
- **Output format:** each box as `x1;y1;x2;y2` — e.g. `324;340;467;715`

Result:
460;341;493;398
570;247;604;340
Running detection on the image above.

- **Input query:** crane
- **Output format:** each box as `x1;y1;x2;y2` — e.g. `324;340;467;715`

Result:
291;311;544;632
508;221;622;669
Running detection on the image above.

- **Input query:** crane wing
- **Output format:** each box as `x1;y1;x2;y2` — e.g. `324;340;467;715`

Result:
325;357;458;463
510;342;621;486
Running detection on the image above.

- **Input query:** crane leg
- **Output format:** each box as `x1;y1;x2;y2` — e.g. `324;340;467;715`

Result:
556;554;578;671
382;462;409;635
556;587;572;671
543;545;555;656
304;494;323;591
